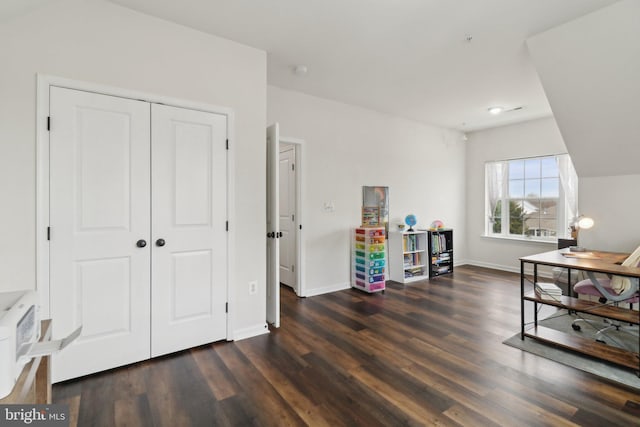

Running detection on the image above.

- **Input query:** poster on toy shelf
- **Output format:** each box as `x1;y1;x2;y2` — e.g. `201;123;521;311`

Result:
362;186;389;234
361;206;380;226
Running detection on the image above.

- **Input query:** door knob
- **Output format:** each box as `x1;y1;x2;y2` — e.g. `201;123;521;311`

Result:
156;238;166;247
267;232;274;238
136;239;147;248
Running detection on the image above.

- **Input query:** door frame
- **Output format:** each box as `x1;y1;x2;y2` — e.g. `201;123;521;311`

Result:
279;136;306;297
36;74;236;339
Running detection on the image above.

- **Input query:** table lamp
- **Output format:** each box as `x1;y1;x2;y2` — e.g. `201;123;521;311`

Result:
569;216;594;252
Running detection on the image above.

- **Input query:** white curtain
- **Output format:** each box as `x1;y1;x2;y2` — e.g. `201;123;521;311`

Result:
485;161;504;227
557;154;578;232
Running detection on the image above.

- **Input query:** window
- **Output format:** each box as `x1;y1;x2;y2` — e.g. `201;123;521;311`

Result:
485;154;577;241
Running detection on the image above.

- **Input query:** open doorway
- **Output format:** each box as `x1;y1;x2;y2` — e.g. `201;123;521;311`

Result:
279;143;297;292
279;137;305;297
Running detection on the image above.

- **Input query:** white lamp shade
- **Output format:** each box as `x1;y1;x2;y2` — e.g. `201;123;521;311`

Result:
577;216;594;229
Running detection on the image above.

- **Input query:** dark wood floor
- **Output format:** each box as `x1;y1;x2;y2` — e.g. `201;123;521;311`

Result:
53;265;640;426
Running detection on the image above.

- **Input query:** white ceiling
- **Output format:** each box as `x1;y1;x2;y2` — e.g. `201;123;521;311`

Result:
105;0;618;131
2;0;619;131
0;0;55;24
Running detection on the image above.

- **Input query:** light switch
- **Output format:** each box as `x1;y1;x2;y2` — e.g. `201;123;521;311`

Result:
322;201;335;213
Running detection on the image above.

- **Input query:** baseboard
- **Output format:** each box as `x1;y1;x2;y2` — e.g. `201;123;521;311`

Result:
464;259;520;274
303;282;350;297
233;323;270;341
464;260;554;279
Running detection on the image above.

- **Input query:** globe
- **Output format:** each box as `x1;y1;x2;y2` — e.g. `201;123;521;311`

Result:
405;214;417;231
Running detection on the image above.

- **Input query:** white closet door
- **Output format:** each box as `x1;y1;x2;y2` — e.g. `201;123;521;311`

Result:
150;104;228;357
49;87;151;382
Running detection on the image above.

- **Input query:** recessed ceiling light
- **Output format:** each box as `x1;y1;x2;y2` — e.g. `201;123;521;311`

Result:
293;65;308;76
488;106;525;115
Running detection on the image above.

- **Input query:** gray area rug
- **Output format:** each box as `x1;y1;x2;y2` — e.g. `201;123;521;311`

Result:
503;310;640;390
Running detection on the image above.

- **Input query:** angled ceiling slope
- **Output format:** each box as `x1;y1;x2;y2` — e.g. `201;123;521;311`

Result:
527;0;640;178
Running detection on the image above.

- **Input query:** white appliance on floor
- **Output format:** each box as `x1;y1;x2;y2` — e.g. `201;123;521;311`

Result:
0;291;80;399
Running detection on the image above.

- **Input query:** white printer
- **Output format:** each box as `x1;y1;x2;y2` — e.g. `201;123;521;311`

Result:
0;290;81;399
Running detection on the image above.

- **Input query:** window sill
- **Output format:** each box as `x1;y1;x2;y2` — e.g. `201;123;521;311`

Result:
481;234;558;245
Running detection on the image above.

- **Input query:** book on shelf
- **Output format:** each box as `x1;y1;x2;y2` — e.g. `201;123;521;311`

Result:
534;282;562;300
431;233;448;254
404;234;418;252
405;266;424;278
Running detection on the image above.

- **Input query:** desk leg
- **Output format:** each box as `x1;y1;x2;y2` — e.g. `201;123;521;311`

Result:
521;260;525;339
533;263;538;326
567;267;572;298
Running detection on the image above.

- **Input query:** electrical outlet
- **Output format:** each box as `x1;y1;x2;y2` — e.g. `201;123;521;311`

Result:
249;280;258;295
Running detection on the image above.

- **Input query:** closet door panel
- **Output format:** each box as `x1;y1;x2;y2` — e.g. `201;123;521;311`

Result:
151;104;228;357
174;124;212;226
49;87;151;382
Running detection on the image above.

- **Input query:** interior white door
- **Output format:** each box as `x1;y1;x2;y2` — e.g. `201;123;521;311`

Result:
151;104;228;357
49;87;151;382
266;124;280;327
278;145;297;292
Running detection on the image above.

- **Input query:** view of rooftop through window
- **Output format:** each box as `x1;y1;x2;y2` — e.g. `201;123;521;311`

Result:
487;154;574;240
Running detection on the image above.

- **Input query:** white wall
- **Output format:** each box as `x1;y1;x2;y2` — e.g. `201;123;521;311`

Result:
0;0;267;335
268;86;466;295
465;117;567;272
579;175;640;253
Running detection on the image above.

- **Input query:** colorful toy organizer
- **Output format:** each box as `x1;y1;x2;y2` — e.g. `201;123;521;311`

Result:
352;227;386;293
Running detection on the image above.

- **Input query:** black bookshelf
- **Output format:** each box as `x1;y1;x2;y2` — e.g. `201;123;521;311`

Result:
427;229;453;277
